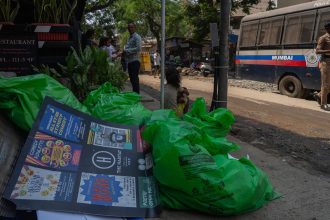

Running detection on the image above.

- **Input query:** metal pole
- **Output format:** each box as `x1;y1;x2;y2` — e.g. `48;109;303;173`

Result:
210;47;220;111
160;0;166;109
218;0;230;108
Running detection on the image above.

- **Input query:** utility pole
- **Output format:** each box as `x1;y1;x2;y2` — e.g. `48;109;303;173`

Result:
160;0;166;109
218;0;230;108
211;0;230;110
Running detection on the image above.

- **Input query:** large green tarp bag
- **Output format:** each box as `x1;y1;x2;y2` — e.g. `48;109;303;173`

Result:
84;82;152;125
142;98;278;216
0;74;89;131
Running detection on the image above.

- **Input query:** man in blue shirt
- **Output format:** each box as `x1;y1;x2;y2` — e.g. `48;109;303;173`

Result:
124;22;142;93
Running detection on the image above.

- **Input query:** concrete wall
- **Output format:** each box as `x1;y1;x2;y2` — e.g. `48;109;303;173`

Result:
277;0;316;8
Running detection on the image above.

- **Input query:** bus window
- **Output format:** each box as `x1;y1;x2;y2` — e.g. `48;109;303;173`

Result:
316;10;330;41
257;17;283;46
300;14;315;43
257;22;270;45
269;18;283;45
283;12;316;44
240;22;259;47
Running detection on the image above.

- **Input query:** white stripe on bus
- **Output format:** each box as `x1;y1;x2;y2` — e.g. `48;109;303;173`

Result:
238;49;315;56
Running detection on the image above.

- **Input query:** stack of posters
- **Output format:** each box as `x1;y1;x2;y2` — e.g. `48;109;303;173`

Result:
4;97;160;218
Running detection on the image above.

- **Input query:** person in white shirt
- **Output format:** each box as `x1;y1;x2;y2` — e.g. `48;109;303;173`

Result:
99;37;119;61
153;50;161;78
99;37;112;58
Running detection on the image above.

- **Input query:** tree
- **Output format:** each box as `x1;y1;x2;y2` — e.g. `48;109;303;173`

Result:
231;0;260;14
266;0;276;11
183;0;260;42
82;0;260;47
85;0;116;13
82;0;118;38
112;0;190;50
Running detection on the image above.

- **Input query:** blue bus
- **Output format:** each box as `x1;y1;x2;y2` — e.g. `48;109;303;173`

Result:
236;1;330;98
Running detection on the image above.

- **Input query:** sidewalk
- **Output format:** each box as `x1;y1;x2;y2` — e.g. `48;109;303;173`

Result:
126;82;330;220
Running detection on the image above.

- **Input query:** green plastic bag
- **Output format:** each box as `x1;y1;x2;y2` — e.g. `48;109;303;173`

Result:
0;74;89;131
142;99;278;216
84;82;152;125
184;98;239;155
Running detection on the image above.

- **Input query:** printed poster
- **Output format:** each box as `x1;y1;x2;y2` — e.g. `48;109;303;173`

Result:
77;173;136;208
88;122;132;150
25;132;81;171
4;97;160;218
38;104;87;143
10;165;75;202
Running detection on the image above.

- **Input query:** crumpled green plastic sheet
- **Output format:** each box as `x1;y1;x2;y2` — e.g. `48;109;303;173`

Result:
142;98;279;216
84;82;152;126
0;74;89;131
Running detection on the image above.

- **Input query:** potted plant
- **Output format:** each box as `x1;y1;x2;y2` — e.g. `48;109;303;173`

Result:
32;0;77;41
33;0;77;24
0;0;20;25
33;46;129;100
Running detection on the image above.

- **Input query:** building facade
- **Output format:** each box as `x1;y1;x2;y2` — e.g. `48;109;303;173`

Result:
277;0;316;8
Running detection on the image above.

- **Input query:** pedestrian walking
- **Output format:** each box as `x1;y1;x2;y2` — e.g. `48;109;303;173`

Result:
153;50;161;78
315;21;330;111
124;22;142;94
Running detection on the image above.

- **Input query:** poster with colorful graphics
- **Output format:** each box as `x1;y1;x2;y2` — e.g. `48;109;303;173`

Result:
25;132;82;171
4;97;161;218
38;104;87;143
88;122;133;150
77;173;137;208
10;165;75;201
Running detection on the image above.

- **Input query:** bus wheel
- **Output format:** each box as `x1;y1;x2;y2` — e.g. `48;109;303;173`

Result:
279;75;304;98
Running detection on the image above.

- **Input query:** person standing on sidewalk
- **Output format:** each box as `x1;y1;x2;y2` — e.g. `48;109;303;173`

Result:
315;21;330;111
124;22;142;93
153;50;161;78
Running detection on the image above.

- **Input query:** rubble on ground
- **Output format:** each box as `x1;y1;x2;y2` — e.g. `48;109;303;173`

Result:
178;67;201;76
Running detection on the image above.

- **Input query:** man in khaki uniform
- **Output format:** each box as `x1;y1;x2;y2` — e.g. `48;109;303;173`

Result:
315;22;330;111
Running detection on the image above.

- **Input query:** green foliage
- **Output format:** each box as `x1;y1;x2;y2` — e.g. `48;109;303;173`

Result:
60;47;128;99
104;61;128;89
33;0;77;23
83;0;261;46
183;1;218;42
231;0;261;14
111;0;191;49
82;0;117;37
0;0;20;22
34;46;128;100
266;0;276;11
32;64;61;78
182;0;261;42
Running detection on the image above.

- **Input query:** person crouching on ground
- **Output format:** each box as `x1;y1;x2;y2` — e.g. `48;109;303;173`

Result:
315;21;330;111
164;66;190;116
